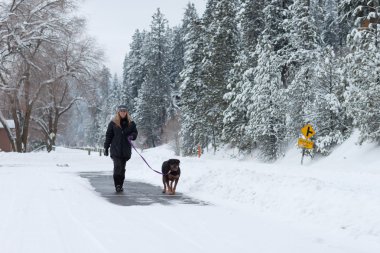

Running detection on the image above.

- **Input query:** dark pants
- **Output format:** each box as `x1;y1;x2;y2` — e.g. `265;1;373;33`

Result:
112;157;127;187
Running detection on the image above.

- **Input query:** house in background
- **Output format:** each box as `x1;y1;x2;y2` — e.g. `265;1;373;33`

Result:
0;120;15;152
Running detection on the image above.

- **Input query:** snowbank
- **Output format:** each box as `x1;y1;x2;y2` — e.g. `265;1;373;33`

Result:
0;132;379;251
124;133;380;245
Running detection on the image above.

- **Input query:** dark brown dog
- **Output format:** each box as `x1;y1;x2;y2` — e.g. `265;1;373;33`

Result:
161;159;181;195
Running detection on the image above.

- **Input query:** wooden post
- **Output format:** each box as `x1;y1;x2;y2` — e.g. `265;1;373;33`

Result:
197;144;201;158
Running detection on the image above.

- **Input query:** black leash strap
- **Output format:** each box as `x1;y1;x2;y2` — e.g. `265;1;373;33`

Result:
128;139;163;175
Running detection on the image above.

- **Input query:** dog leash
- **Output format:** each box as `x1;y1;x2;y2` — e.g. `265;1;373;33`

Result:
128;139;164;175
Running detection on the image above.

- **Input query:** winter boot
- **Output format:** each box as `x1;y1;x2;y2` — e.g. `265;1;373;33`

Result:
115;185;123;193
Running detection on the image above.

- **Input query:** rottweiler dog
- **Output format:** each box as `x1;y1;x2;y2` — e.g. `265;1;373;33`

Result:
161;159;181;195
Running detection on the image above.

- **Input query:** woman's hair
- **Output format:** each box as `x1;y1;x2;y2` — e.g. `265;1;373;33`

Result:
112;110;131;128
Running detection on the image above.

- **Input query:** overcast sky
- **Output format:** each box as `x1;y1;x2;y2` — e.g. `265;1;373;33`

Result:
78;0;207;77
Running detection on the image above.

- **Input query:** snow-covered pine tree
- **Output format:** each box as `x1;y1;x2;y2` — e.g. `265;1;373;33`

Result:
202;0;218;27
94;66;113;146
343;0;380;143
222;0;265;152
312;47;350;155
285;0;322;138
201;0;239;153
168;27;185;90
339;0;367;23
109;74;123;111
223;55;251;152
240;0;266;54
122;29;147;114
320;0;342;48
248;39;287;161
134;78;162;147
179;3;208;155
158;26;184;153
338;0;366;47
243;0;292;161
134;9;171;147
166;26;184;120
237;1;291;160
80;66;112;147
284;0;350;155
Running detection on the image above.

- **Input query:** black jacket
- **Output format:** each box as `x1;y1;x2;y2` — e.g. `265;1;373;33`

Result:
104;119;138;159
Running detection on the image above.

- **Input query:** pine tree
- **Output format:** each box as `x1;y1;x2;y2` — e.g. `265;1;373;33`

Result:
167;26;184;120
168;27;185;89
134;9;171;147
109;73;122;111
247;39;287;161
285;0;322;137
238;0;291;160
240;0;265;53
122;29;147;113
200;0;239;153
244;0;292;161
223;0;265;152
86;66;112;147
179;3;208;155
312;47;349;155
344;0;380;143
320;0;342;48
134;79;163;147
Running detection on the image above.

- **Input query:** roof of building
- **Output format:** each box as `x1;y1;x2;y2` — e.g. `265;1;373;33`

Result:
0;120;15;129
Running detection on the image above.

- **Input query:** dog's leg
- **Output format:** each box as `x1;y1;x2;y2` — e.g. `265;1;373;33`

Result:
172;178;179;195
167;181;172;194
167;180;172;194
162;176;167;193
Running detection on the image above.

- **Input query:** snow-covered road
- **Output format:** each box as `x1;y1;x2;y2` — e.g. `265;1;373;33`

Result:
0;140;379;252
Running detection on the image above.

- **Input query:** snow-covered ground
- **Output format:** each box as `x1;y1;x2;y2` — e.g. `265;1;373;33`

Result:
0;132;379;253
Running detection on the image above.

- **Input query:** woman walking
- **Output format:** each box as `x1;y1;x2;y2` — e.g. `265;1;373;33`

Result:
104;105;138;192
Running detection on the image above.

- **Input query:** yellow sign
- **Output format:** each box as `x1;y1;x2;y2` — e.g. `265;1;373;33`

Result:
301;124;315;139
298;138;314;149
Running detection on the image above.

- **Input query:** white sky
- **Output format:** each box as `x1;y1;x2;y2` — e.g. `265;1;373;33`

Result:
78;0;207;77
